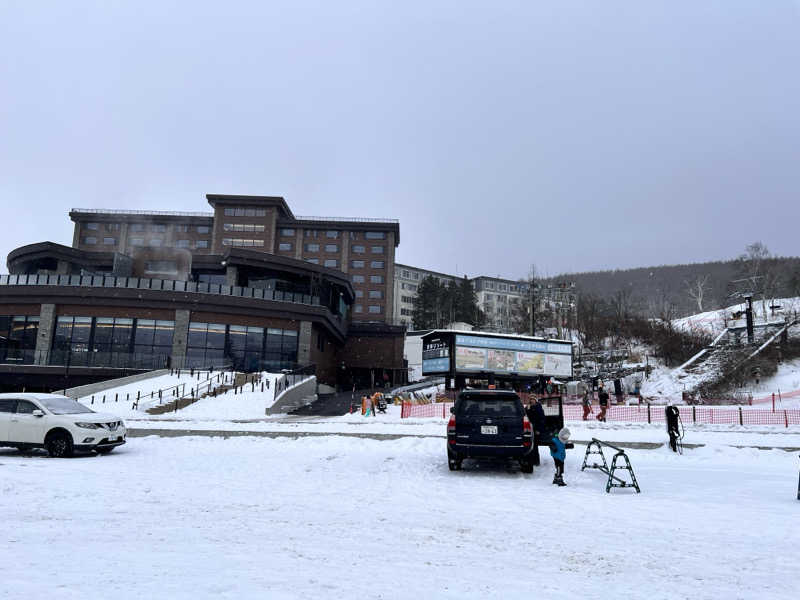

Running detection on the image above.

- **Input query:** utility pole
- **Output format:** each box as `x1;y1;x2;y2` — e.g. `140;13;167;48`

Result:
528;264;536;337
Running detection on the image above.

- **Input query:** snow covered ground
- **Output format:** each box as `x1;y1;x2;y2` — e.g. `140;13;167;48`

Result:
73;371;282;418
2;433;798;599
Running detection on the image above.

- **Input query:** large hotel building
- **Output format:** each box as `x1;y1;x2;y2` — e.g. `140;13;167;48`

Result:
0;194;405;391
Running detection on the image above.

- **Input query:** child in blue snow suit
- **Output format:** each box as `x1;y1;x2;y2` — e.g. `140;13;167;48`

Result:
549;427;571;486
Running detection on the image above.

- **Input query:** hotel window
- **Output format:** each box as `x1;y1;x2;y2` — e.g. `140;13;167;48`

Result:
223;223;265;232
144;260;178;274
130;223;145;232
401;295;413;303
304;230;318;238
371;246;384;254
349;231;359;240
176;239;190;248
323;259;338;268
175;224;190;233
105;223;120;232
304;243;320;252
0;315;39;364
355;290;363;298
278;242;292;251
352;245;365;254
365;231;385;240
370;261;384;269
82;237;97;245
326;230;339;239
368;305;382;314
352;275;365;283
412;272;419;280
85;222;99;230
401;308;412;316
368;290;383;299
130;238;144;246
354;304;363;313
102;237;116;246
195;240;209;249
151;224;167;233
306;258;319;264
324;244;338;252
280;228;295;236
370;275;384;284
402;270;410;278
223;207;267;217
149;239;163;247
222;238;265;247
351;260;365;269
197;226;211;234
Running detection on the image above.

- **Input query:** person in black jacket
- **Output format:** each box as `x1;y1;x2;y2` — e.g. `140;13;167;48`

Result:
596;384;609;422
526;398;546;466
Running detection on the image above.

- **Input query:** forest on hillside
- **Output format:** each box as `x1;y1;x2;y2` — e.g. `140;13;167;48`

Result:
542;243;800;319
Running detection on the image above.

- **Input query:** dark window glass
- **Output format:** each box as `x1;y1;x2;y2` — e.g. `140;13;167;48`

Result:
16;400;37;414
0;399;16;413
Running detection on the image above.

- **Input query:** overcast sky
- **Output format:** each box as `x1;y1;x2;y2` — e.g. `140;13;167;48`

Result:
1;1;799;279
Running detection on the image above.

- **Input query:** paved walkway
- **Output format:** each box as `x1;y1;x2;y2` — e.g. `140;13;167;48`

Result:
126;428;800;451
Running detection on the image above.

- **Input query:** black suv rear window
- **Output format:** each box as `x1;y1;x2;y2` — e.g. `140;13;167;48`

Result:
457;396;522;417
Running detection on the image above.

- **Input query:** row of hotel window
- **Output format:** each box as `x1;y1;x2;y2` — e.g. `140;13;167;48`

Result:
279;229;386;240
0;315;299;371
84;223;212;234
83;237;210;249
279;243;385;254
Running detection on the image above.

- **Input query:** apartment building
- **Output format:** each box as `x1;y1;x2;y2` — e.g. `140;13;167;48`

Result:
393;264;458;327
70;195;399;323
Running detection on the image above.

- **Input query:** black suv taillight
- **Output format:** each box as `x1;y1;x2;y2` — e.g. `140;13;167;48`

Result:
522;416;532;447
447;415;456;445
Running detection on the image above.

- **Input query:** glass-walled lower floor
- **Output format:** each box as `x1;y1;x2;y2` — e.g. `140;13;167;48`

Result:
0;315;40;364
186;322;298;371
51;316;176;369
0;313;300;373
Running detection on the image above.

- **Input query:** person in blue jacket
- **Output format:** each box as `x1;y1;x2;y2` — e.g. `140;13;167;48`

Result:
549;427;571;486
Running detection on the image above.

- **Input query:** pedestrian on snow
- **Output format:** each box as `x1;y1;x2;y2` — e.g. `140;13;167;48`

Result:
526;397;547;466
597;385;609;422
549;427;571;486
582;390;593;421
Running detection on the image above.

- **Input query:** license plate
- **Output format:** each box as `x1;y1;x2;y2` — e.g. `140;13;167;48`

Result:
481;425;498;435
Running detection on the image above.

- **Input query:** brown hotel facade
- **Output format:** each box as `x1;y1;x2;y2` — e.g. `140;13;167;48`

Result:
0;195;404;391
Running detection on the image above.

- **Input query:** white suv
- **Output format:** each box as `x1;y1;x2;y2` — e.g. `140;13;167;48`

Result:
0;393;126;457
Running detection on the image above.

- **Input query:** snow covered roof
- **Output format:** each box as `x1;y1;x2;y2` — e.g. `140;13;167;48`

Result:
420;329;572;345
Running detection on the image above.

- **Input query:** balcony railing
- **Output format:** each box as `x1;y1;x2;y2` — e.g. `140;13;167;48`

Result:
71;208;214;218
0;273;322;307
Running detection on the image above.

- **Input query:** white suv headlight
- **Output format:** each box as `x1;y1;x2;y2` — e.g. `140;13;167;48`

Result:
75;422;100;429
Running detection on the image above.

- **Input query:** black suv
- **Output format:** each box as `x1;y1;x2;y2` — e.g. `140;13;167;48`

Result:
447;390;535;473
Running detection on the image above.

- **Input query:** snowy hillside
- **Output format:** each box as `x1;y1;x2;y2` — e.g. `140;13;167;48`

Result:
673;296;800;336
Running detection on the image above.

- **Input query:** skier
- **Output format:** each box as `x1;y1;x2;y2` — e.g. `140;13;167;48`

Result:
597;385;609;422
582;389;593;420
549;427;571;486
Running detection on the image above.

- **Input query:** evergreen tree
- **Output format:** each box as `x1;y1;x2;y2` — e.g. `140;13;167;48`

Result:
411;275;440;329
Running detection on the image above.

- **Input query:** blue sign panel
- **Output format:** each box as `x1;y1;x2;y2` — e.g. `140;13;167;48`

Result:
455;335;571;354
422;357;450;374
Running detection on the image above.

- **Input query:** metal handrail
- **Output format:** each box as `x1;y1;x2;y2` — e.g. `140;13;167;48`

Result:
292;215;399;224
71;208;214;218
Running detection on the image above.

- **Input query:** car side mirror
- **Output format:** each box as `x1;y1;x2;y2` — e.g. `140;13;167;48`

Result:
32;409;45;417
449;407;455;415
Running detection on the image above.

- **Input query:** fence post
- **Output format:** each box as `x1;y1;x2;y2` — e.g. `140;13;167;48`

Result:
442;403;445;419
137;391;140;404
693;405;696;424
647;404;651;424
102;395;105;403
739;406;743;426
115;393;118;403
773;393;775;413
91;395;94;404
786;410;789;428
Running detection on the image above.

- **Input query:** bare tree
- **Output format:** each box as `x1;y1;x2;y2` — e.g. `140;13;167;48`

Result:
685;274;710;313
